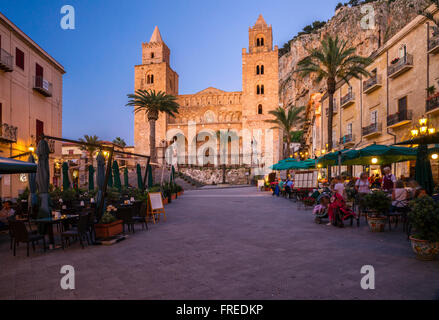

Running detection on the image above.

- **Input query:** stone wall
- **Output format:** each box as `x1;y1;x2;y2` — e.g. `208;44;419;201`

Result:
179;167;250;185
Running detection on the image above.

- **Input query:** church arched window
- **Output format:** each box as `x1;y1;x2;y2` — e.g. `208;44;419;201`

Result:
256;85;260;95
258;104;263;114
146;74;154;84
256;65;260;75
260;65;264;75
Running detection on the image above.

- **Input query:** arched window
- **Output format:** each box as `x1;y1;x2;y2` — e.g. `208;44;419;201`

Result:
260;85;264;95
151;52;155;59
256;65;260;75
258;104;263;114
146;74;154;84
260;65;264;75
256;38;260;47
256;85;260;95
260;38;264;46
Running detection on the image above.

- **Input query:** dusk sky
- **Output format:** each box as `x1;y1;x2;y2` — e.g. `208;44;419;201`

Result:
2;0;341;145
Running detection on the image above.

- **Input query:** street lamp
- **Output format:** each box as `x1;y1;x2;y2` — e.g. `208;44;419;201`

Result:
371;157;378;164
411;116;436;139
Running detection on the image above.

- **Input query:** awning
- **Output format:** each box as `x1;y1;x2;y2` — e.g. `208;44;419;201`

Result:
0;157;37;174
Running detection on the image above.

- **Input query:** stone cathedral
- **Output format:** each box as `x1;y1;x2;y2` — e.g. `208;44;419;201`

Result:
133;15;282;169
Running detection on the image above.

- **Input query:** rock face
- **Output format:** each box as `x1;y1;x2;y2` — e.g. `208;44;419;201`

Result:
279;0;430;105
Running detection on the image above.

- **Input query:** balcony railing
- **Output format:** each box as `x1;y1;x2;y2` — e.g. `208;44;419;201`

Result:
33;76;53;97
388;54;414;78
387;110;412;127
362;122;382;137
339;134;354;145
426;95;439;113
428;37;439;55
340;92;355;108
0;123;18;143
0;48;13;72
363;75;382;94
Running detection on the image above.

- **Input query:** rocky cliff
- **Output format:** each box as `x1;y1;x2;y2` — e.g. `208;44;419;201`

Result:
279;0;430;104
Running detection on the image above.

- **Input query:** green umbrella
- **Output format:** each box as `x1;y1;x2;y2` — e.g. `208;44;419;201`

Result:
170;165;175;184
147;164;153;188
270;158;298;170
343;144;417;165
88;165;95;191
112;160;122;192
62;162;70;190
415;144;434;195
107;162;114;188
124;167;129;188
136;164;144;190
0;156;37;174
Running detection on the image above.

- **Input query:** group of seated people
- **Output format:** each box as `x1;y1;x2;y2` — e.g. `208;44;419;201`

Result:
272;178;294;197
313;167;430;227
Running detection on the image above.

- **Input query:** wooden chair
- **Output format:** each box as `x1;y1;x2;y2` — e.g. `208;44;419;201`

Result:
10;220;46;257
132;201;148;231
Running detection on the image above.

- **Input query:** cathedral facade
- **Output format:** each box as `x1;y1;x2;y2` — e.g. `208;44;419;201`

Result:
133;15;282;172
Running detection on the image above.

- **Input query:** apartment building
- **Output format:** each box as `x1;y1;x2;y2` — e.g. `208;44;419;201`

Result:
0;11;65;198
304;7;439;180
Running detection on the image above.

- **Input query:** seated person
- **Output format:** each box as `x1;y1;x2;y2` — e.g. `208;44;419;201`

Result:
414;188;428;199
313;194;330;224
390;180;409;212
0;201;15;229
328;192;356;227
285;179;294;197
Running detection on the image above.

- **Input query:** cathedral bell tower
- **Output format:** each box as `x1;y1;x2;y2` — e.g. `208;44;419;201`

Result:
134;26;179;158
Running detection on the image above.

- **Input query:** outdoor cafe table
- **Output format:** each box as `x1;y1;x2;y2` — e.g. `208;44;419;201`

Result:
32;214;79;248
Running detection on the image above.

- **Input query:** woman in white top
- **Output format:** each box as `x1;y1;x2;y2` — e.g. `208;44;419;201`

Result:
355;172;370;194
391;180;408;211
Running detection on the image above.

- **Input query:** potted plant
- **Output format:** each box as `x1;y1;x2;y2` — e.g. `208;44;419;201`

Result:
176;184;183;197
363;190;391;232
408;196;439;260
303;196;316;208
94;205;123;239
391;57;400;65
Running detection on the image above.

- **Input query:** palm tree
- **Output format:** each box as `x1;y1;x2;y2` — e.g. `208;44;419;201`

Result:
265;104;305;158
113;137;127;148
297;35;371;154
126;89;179;162
78;134;101;166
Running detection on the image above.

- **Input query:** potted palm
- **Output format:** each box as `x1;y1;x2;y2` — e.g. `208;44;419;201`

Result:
363;190;391;232
94;205;123;239
408;196;439;260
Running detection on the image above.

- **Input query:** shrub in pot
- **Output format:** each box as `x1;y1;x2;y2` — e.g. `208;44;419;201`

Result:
363;190;391;232
408;196;439;260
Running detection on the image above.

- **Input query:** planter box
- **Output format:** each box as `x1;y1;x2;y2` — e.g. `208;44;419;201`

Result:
95;220;123;239
163;197;169;205
409;236;439;261
367;216;386;232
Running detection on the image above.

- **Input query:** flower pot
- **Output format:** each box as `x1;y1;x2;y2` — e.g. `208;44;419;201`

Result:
264;187;270;191
367;216;387;232
95;220;123;239
177;191;182;197
163;198;168;205
409;236;439;261
171;194;177;200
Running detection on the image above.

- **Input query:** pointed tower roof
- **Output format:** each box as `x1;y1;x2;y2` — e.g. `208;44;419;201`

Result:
149;26;163;43
254;14;267;27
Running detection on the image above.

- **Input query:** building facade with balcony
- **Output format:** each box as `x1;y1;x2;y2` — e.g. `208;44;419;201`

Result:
303;6;439;180
0;12;65;199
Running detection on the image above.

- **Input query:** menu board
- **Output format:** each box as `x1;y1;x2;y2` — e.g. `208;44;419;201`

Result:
148;192;164;211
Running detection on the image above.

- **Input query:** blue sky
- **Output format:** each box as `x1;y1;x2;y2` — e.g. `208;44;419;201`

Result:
2;0;341;145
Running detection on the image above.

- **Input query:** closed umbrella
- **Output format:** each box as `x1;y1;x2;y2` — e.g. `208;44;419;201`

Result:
36;140;50;219
147;164;153;188
96;152;105;218
88;165;95;191
108;163;113;188
112;160;122;192
136;164;144;190
28;154;38;207
170;165;175;184
124;167;129;188
415;144;434;195
62;162;70;190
